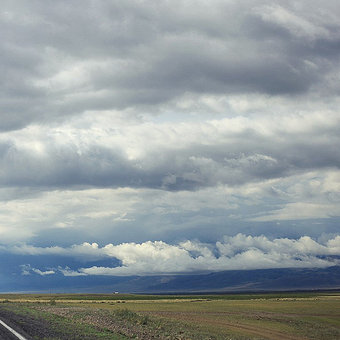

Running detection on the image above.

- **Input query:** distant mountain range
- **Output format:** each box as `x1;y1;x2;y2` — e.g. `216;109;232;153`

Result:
105;266;340;293
2;266;340;294
143;266;340;293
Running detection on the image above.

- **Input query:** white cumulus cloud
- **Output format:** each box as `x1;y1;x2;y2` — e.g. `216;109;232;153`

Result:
12;234;340;276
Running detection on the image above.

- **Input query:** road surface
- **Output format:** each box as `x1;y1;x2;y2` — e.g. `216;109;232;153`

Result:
0;319;28;340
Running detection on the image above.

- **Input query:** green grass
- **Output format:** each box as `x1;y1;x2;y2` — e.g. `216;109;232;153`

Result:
0;291;339;339
1;303;128;340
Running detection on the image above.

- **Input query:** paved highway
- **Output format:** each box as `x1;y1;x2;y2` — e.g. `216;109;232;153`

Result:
0;319;28;340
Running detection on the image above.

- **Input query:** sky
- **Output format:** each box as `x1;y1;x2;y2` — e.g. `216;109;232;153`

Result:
0;0;340;287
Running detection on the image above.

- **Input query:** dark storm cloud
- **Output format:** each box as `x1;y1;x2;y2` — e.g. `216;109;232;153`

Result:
1;0;340;130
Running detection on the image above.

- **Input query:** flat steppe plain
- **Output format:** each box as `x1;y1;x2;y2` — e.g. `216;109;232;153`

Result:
0;292;339;339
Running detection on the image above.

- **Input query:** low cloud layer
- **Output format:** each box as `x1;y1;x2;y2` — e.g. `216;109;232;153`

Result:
0;168;339;244
12;234;340;276
0;111;339;191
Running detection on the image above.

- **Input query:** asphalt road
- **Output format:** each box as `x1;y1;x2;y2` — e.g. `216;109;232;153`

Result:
0;319;28;340
0;306;54;340
0;324;22;339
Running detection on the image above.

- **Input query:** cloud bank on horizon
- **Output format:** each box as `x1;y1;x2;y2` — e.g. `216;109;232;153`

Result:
7;234;340;276
0;0;340;281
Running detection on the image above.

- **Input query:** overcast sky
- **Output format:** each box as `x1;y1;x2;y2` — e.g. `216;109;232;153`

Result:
0;0;340;283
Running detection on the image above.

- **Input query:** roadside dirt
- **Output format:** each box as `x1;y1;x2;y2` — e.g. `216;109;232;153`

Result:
0;307;37;340
1;304;330;340
34;305;310;340
0;306;111;340
34;305;191;339
144;310;309;340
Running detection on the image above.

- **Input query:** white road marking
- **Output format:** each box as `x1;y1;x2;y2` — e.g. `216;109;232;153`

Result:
0;318;28;340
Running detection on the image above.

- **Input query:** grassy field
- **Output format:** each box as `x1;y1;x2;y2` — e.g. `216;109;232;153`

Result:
0;292;339;339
